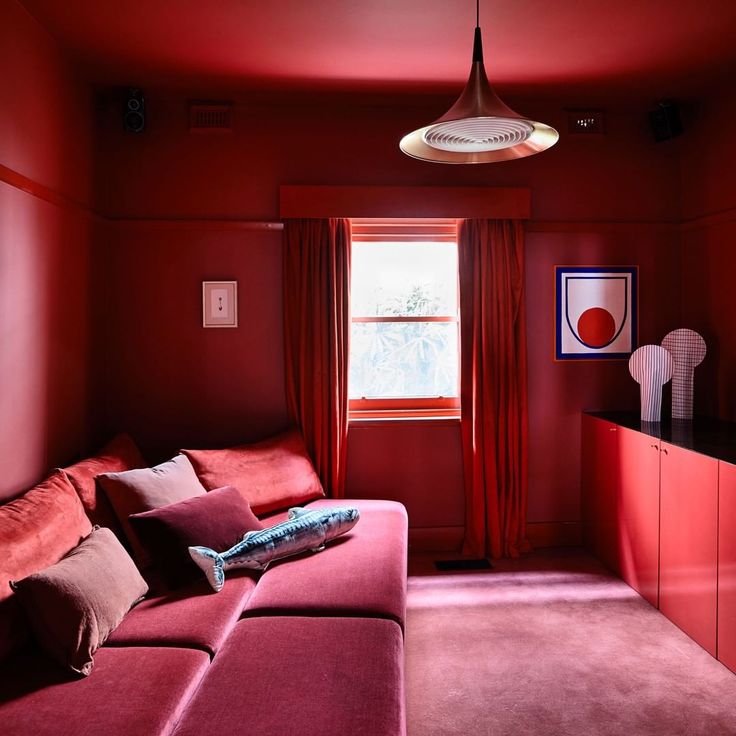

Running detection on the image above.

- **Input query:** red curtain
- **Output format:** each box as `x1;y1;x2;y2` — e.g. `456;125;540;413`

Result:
283;218;351;498
459;219;529;558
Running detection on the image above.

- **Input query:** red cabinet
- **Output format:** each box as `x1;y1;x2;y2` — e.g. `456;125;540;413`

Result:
617;426;661;607
581;415;620;573
582;416;661;605
718;461;736;672
659;442;719;656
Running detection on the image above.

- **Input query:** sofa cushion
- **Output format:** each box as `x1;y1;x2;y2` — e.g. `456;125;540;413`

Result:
61;433;145;529
11;528;148;676
173;616;405;736
0;472;92;662
99;455;207;566
129;486;263;589
0;644;209;736
106;573;258;657
181;429;325;515
243;499;408;629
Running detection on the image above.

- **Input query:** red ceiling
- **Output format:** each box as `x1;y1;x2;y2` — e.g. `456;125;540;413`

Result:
18;0;736;99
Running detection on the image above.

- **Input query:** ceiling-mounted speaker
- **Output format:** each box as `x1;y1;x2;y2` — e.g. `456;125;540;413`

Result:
649;101;682;142
124;88;145;133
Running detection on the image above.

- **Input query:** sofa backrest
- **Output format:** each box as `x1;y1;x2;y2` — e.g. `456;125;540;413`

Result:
0;471;92;661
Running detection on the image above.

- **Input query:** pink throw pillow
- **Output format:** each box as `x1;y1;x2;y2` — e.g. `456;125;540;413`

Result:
0;472;92;661
98;455;207;567
129;486;263;588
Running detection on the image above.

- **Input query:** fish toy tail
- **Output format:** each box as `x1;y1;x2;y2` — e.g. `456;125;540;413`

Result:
188;546;226;592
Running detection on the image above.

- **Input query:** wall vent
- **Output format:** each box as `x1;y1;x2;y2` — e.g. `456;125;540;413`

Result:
566;110;605;135
189;103;233;133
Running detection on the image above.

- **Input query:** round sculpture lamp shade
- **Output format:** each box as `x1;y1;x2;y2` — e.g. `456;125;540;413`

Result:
400;28;559;164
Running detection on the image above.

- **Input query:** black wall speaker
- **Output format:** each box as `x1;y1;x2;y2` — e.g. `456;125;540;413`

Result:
649;101;682;142
123;88;145;133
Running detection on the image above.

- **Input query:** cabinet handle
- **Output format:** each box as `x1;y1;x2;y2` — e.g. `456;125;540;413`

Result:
609;427;617;432
651;444;658;449
661;447;669;455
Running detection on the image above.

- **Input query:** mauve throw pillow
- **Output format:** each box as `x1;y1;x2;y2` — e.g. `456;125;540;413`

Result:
128;486;264;588
99;455;207;566
0;471;92;662
181;430;325;515
11;527;148;677
61;433;146;531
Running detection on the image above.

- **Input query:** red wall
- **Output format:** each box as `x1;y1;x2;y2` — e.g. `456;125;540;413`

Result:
93;93;682;540
679;95;736;420
0;2;94;500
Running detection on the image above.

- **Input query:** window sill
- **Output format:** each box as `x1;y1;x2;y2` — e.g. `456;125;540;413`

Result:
349;412;461;428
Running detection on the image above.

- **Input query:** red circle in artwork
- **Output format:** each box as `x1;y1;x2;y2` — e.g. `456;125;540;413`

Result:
577;307;616;348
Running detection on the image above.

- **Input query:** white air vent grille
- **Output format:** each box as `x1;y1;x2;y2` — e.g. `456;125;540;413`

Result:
189;104;233;133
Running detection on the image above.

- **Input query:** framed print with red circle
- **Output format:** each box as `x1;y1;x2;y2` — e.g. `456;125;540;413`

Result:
554;266;638;360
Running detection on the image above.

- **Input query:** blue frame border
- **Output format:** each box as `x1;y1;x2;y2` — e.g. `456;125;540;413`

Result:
554;266;638;361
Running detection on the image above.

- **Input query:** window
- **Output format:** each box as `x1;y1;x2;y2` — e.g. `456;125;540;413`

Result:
349;219;460;419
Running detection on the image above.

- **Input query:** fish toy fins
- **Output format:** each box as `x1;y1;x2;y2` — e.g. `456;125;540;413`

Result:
189;546;226;592
287;507;312;520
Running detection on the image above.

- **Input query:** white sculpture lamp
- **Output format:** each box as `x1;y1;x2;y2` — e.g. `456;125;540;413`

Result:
661;328;706;420
629;345;674;423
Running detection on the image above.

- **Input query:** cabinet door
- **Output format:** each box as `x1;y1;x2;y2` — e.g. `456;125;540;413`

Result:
659;443;718;655
718;461;736;672
617;427;660;606
581;415;620;573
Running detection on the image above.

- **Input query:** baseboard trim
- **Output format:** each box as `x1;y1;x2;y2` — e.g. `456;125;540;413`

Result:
409;526;464;553
527;521;583;549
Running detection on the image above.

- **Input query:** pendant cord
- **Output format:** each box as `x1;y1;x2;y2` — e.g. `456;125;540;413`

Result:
476;0;479;27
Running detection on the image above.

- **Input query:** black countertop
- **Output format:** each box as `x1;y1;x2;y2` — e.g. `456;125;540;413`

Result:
586;411;736;466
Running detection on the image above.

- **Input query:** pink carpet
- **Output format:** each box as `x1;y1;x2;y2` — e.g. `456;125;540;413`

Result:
406;551;736;735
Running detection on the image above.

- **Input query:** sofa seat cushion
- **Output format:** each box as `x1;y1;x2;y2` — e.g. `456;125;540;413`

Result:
0;645;209;736
106;573;258;656
173;616;405;736
243;499;408;629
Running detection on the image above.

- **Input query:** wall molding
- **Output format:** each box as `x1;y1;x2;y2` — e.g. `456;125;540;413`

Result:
680;206;736;232
0;162;90;213
3;161;730;238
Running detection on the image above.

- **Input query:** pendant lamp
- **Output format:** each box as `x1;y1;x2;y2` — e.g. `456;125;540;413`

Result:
399;1;558;164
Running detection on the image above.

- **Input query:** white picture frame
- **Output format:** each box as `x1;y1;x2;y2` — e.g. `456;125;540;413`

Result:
202;281;238;328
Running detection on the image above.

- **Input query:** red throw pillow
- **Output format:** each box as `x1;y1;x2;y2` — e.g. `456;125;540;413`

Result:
181;429;325;515
61;434;146;529
128;486;263;588
0;472;92;662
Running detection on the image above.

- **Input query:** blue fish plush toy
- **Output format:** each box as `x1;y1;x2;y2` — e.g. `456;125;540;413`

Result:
189;506;359;592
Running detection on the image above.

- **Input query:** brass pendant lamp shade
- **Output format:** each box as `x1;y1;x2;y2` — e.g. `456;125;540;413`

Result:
400;11;558;164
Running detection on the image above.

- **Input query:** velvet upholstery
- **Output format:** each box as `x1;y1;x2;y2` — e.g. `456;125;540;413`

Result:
106;574;258;656
173;616;406;736
61;434;145;529
0;472;92;662
11;528;148;676
243;499;408;628
0;645;210;736
129;486;263;588
182;429;325;515
99;454;207;565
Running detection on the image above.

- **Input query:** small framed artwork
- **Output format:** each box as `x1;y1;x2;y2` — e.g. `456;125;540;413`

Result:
554;266;637;360
202;281;238;328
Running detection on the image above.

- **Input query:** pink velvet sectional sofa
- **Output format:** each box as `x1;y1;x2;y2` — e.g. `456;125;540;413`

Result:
0;434;408;736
